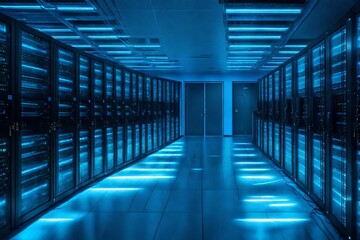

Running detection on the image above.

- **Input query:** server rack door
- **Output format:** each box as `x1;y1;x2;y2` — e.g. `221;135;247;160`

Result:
78;56;91;183
157;79;162;147
170;81;175;140
284;63;294;175
274;71;281;164
132;73;140;158
115;68;123;166
356;15;360;238
0;21;10;231
268;75;274;158
296;55;307;186
146;77;153;151
329;26;348;229
175;82;180;138
17;30;51;220
55;48;76;197
124;71;132;161
153;79;158;149
311;42;326;203
138;75;146;155
105;65;115;171
166;81;171;142
93;61;104;176
264;77;268;155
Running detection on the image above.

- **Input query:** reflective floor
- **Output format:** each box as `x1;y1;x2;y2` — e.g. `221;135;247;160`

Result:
11;136;340;240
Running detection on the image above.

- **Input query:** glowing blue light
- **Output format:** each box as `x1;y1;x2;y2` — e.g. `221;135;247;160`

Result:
229;35;281;40
38;28;72;32
39;218;73;222
234;162;266;165
159;149;182;152
226;9;302;14
240;176;274;180
238;168;270;172
285;44;307;48
227;60;258;63
57;6;96;11
0;5;42;9
228;57;262;60
107;51;132;55
233;148;255;151
234;143;252;145
253;180;282;185
125;168;177;172
71;45;92;48
229;44;271;48
108;176;175;180
191;168;202;171
229;51;265;54
243;198;288;202
89;188;141;191
53;36;80;40
268;203;296;207
279;51;300;54
147;56;169;60
229;27;288;32
235;218;308;223
233;153;257;157
272;56;291;59
141;162;179;165
151;153;184;157
89;35;129;39
78;27;114;31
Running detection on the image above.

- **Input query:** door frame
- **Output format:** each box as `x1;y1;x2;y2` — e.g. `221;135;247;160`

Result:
232;81;258;136
185;81;224;136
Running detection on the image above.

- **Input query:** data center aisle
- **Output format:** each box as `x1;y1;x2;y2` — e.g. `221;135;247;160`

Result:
10;137;340;240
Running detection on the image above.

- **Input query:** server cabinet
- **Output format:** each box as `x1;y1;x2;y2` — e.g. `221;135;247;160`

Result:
132;73;140;159
328;26;349;230
264;77;268;155
166;81;171;142
356;15;360;238
175;82;180;138
158;79;164;147
257;78;262;148
105;65;115;171
310;42;326;203
124;71;132;161
0;21;10;231
284;63;294;175
78;56;91;183
92;61;104;176
153;78;158;149
55;48;76;196
17;30;51;222
146;77;153;151
170;81;175;140
138;75;146;155
268;74;274;159
295;55;307;186
274;71;281;164
115;68;124;166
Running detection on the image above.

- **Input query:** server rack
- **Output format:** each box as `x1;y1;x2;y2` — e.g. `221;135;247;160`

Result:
0;20;10;233
165;81;170;142
310;42;326;205
16;29;52;223
92;61;104;176
115;68;124;166
132;73;140;159
158;79;164;147
295;55;307;187
138;74;146;155
54;47;76;197
78;55;91;184
284;63;294;176
268;74;274;159
124;71;132;161
145;77;153;152
153;78;158;149
175;82;180;138
105;65;115;171
356;15;360;238
274;70;281;165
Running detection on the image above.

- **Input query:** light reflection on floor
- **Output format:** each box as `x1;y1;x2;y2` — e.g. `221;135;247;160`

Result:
11;137;341;240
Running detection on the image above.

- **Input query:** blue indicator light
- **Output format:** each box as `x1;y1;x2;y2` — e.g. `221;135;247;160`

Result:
226;9;302;14
141;161;179;165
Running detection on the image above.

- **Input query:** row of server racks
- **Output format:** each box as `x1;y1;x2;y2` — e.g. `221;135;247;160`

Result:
0;14;181;236
254;12;360;239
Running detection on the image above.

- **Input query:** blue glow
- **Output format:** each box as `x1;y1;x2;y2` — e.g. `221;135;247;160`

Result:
159;149;182;152
191;168;203;171
226;9;301;14
151;153;183;157
233;153;257;157
57;6;96;11
268;203;296;207
240;176;274;180
228;56;262;59
228;27;288;32
285;44;307;48
0;5;42;9
279;50;300;54
53;36;80;40
229;51;265;54
229;44;271;48
229;35;281;40
39;218;73;222
141;161;179;165
38;28;72;32
253;180;282;185
108;176;175;180
71;44;91;48
233;148;255;151
89;188;141;191
243;198;288;202
227;60;258;63
107;51;132;54
234;143;252;145
125;168;177;172
89;35;129;39
78;27;114;31
234;162;266;165
238;168;270;172
235;218;308;223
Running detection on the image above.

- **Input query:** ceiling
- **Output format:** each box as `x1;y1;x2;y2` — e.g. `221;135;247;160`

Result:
0;0;358;79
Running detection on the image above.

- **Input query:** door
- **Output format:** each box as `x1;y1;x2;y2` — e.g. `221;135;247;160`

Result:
185;83;204;136
233;83;258;135
185;83;223;136
206;83;223;135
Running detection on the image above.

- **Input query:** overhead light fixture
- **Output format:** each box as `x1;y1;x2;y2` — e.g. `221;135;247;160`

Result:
268;61;284;65
56;6;96;12
227;60;258;63
147;56;169;60
99;44;126;48
228;56;262;59
229;27;288;32
279;50;300;54
229;51;265;54
226;9;302;14
285;44;307;48
78;27;114;31
120;60;145;63
229;44;271;48
113;57;143;60
107;51;132;54
88;35;129;39
0;5;42;9
229;35;281;40
71;44;92;48
272;56;291;60
38;28;72;32
52;36;80;40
